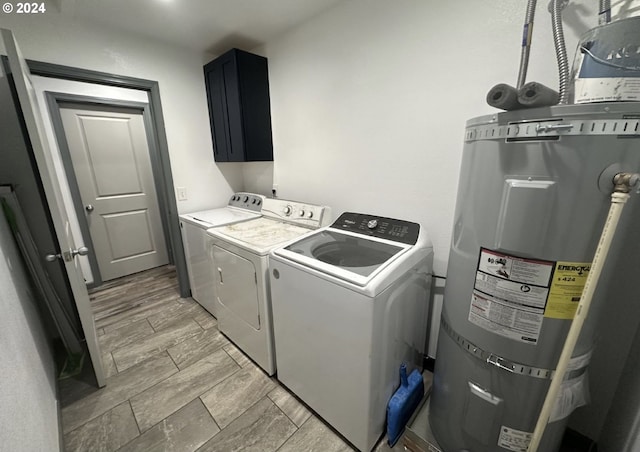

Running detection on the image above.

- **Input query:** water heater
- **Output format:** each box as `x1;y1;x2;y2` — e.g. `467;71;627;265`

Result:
430;102;640;451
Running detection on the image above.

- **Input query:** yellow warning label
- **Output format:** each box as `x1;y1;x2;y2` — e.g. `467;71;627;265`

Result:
545;261;591;319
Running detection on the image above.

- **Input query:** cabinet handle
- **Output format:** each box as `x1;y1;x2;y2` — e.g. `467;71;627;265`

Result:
218;267;223;284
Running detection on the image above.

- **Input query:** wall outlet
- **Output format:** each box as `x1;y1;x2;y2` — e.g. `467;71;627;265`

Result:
272;183;278;198
177;187;188;201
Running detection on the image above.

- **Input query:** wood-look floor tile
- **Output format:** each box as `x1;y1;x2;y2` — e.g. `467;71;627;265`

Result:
91;276;178;316
193;308;217;330
98;319;155;353
147;298;205;331
61;353;178;434
130;348;240;432
167;327;229;370
197;397;296;452
90;265;175;295
268;385;311;427
97;293;180;331
112;319;202;372
278;416;354;452
102;352;118;378
91;278;177;316
119;399;219;452
223;343;251;367
89;266;174;296
63;401;139;452
201;365;277;428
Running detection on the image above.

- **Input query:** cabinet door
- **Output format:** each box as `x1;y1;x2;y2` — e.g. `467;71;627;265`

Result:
205;64;230;161
220;57;245;162
204;48;273;162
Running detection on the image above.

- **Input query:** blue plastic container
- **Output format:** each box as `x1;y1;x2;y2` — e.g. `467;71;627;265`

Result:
386;363;424;446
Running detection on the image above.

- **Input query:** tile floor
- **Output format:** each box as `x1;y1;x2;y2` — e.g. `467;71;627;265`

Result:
59;266;407;452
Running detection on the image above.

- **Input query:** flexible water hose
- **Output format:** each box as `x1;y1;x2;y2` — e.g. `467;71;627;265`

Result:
550;0;570;104
527;174;640;452
517;0;538;88
599;0;611;24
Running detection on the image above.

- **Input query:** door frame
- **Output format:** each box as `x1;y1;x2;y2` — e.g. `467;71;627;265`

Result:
18;59;190;297
46;94;171;288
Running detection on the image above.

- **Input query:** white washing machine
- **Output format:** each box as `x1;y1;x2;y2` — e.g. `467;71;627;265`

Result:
178;193;263;316
206;197;330;375
269;212;433;452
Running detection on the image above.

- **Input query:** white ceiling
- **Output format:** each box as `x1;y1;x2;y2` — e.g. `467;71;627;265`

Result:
48;0;344;55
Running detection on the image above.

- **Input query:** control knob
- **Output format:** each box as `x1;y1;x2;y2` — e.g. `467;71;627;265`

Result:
367;219;378;229
243;196;249;202
298;210;305;217
306;211;314;219
283;205;293;216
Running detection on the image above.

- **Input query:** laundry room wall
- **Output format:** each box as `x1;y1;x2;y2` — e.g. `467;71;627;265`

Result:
260;0;602;277
0;12;242;215
0;211;59;451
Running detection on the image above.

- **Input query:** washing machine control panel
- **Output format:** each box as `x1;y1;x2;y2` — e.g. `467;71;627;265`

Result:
332;212;419;245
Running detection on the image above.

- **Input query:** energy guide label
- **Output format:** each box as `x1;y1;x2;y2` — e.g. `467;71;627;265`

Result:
468;249;554;344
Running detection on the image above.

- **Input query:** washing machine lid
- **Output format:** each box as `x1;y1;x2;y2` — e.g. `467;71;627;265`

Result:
207;217;314;255
179;207;260;229
274;228;412;286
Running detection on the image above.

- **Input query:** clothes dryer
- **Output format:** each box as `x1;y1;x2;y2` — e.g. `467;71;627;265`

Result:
206;197;330;375
269;212;433;452
179;193;263;316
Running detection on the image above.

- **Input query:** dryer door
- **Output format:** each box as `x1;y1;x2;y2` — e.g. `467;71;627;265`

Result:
212;245;260;330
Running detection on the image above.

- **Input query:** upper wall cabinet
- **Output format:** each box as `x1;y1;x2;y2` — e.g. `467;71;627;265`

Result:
204;49;274;162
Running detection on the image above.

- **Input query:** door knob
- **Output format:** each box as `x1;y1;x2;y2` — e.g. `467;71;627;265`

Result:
45;253;62;262
45;247;89;262
72;246;90;257
85;204;94;212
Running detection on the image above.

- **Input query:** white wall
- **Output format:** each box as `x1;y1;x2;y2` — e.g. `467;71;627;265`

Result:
0;12;242;214
0;208;59;451
261;0;602;277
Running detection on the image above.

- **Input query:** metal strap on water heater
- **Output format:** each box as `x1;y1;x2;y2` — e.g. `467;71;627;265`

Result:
441;318;556;380
465;118;640;142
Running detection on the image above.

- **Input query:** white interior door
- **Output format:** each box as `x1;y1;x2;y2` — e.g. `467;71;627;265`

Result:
1;29;106;387
60;105;169;281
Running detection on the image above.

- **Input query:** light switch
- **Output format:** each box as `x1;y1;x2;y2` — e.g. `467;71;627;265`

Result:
177;187;188;201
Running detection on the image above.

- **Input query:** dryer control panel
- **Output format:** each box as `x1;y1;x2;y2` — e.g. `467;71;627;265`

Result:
332;212;419;245
228;192;264;212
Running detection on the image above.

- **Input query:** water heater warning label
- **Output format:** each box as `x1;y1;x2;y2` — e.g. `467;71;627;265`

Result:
469;249;554;344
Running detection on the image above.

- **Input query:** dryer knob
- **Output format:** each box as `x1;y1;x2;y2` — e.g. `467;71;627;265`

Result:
243;196;249;202
283;205;292;215
367;219;378;229
306;211;314;219
298;210;305;217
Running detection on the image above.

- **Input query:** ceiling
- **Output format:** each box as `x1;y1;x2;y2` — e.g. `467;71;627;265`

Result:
48;0;344;55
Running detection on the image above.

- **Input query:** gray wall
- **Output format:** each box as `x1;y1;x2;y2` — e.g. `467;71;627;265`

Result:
0;207;60;450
